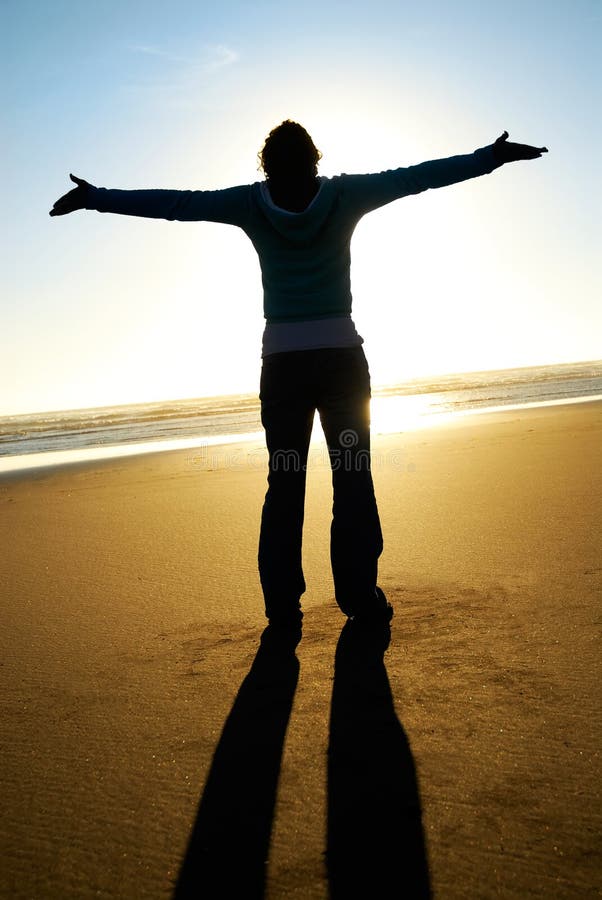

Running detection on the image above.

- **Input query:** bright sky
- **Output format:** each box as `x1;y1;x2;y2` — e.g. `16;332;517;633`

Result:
3;0;601;415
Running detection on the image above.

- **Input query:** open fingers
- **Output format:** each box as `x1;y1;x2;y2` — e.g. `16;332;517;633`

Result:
49;175;91;216
521;143;549;158
49;200;69;216
49;186;79;216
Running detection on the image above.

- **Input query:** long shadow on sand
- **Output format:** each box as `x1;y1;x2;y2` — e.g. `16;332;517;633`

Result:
173;626;300;899
327;620;431;898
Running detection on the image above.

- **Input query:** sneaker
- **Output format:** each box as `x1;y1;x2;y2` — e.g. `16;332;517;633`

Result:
350;603;393;626
262;616;302;650
349;587;393;625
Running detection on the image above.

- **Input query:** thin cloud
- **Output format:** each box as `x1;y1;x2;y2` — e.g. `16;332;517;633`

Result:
128;43;192;65
127;42;239;73
121;40;240;110
203;44;239;72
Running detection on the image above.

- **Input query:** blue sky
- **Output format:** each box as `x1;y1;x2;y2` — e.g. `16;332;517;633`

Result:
3;0;601;414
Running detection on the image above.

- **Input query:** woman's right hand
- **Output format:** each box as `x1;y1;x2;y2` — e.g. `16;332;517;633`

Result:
49;174;93;216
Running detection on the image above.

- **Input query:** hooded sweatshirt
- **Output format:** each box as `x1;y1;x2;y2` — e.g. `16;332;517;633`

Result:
86;144;501;353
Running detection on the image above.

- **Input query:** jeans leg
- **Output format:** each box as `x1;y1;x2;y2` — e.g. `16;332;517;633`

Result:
258;355;315;620
318;349;384;617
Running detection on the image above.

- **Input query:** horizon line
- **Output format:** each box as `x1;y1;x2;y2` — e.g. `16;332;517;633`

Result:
2;356;601;420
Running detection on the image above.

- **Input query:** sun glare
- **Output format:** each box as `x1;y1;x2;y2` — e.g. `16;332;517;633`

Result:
370;393;437;433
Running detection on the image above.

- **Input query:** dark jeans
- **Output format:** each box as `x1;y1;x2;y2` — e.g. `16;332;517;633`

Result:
258;346;384;619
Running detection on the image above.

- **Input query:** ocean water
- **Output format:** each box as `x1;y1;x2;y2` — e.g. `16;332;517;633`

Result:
1;360;601;472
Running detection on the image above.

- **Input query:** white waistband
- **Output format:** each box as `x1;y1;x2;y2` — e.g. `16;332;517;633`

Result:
262;317;364;357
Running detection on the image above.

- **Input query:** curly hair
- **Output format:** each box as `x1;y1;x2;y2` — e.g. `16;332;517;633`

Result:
258;120;322;181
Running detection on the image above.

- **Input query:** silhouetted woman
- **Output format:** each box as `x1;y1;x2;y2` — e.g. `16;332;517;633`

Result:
50;123;547;632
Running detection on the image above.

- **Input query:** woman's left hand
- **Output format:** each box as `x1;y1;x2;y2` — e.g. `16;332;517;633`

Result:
492;131;548;163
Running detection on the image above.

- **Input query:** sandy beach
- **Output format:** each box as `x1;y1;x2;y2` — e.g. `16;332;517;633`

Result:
1;400;600;898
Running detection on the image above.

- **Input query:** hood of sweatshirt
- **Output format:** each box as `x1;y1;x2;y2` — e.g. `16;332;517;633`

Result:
252;177;337;243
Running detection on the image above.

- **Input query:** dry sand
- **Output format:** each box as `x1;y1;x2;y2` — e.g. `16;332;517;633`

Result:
1;401;600;898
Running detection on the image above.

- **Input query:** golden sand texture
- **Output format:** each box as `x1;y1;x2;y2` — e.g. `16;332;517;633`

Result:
1;401;600;898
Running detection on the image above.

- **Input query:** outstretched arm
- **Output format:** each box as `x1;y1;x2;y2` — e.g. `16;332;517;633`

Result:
49;176;252;227
341;131;548;218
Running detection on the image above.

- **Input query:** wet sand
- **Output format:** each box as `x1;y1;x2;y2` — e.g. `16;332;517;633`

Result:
1;401;600;898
